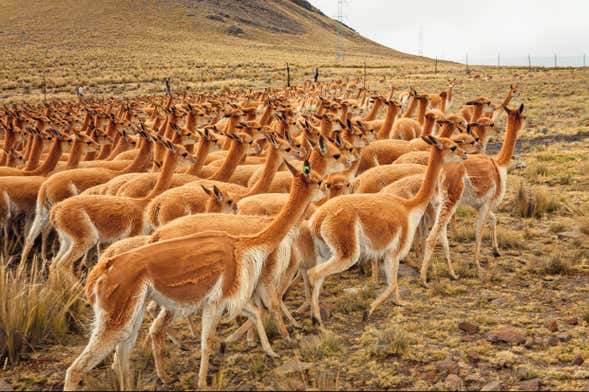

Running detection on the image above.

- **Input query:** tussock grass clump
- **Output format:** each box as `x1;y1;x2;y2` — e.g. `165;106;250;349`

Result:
360;324;413;358
0;256;87;364
578;215;589;236
529;255;571;276
524;160;550;180
511;181;560;218
300;331;343;362
334;286;375;315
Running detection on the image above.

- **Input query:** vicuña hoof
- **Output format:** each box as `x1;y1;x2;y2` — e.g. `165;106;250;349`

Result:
362;310;370;322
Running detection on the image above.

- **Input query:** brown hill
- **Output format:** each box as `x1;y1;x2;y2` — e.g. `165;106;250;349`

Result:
0;0;425;100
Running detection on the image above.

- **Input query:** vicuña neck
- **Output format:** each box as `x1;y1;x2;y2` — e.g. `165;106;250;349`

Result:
495;116;520;167
422;117;436;136
23;134;44;171
185;138;212;176
143;149;178;200
118;138;153;174
377;105;399;139
405;146;443;210
208;139;246;181
245;147;282;196
25;138;63;176
417;100;428;125
363;100;382;121
403;97;418;118
65;138;84;169
244;176;311;252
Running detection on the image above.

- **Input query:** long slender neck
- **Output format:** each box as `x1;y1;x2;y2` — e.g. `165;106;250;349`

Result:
65;138;84;169
363;100;381;121
308;148;327;175
222;117;240;150
23;134;44;170
495;116;520;167
405;146;443;209
142;150;178;200
244;177;312;251
154;115;172;164
96;121;116;159
117;138;153;174
472;105;484;122
340;106;349;123
0;127;15;166
245;148;282;196
377;105;399;139
422;117;436;136
501;90;514;108
439;123;457;138
208;140;246;181
403;96;418;118
259;104;273;126
185;138;212;176
417;100;428;125
25;138;63;176
107;134;130;160
319;119;332;138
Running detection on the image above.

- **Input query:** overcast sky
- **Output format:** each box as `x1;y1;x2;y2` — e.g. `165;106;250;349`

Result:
309;0;589;63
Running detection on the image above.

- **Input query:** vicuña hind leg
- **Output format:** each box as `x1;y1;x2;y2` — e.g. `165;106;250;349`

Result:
367;252;404;319
64;324;124;390
198;304;221;389
149;308;176;384
474;203;492;274
488;211;501;257
308;251;358;326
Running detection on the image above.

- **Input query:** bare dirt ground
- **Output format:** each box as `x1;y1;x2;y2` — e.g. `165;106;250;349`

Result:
1;67;588;391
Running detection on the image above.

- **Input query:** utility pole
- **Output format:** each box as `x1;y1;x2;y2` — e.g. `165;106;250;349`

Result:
465;53;469;72
286;63;291;87
554;53;557;68
435;56;438;74
528;54;531;71
335;0;346;62
497;52;500;67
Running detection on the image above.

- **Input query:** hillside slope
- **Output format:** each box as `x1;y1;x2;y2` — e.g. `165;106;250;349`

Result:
0;0;425;100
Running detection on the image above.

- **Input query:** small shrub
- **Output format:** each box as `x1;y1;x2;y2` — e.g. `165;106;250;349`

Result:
360;324;412;358
512;181;560;218
300;331;343;362
334;286;375;315
529;255;571;276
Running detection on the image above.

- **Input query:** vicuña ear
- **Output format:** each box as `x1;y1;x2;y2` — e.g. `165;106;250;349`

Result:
466;124;472;135
334;133;344;148
318;135;327;155
201;185;212;196
302;160;311;176
283;128;292;143
503;105;510;114
213;185;223;202
284;158;298;177
518;103;524;114
422;135;443;150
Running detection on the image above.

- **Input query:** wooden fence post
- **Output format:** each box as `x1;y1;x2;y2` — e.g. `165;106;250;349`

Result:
286;63;291;88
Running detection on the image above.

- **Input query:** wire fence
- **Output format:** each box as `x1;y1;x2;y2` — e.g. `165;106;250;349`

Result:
454;55;587;68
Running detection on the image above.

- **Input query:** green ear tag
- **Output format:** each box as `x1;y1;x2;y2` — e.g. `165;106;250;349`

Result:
302;164;310;175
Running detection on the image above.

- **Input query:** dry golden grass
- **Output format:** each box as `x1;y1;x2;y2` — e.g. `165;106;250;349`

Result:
1;2;589;390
